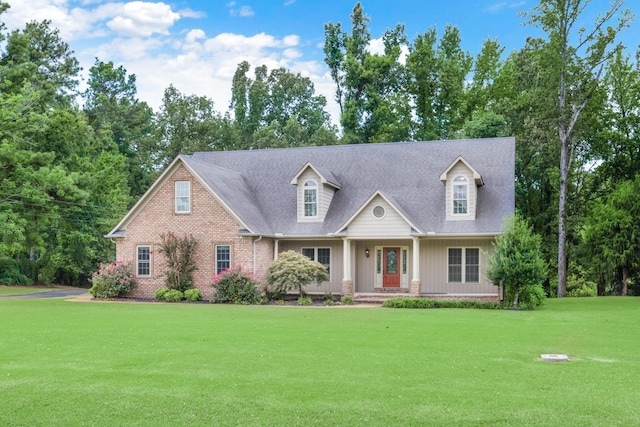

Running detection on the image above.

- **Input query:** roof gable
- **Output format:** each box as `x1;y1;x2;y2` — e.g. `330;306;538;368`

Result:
439;156;484;186
289;162;342;189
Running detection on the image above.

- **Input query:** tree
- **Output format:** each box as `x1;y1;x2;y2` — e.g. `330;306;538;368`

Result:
324;2;410;143
523;0;633;297
582;178;640;296
154;85;235;169
407;25;472;140
230;62;337;148
158;232;198;292
83;59;155;200
486;216;548;310
265;250;329;296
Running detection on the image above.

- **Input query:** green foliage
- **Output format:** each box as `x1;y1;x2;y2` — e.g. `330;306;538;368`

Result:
341;296;354;305
89;260;137;299
265;250;330;296
0;257;32;286
184;288;203;302
163;289;184;302
566;268;597;297
382;297;502;309
211;267;260;304
486;216;547;309
155;288;168;301
297;296;313;306
158;232;198;292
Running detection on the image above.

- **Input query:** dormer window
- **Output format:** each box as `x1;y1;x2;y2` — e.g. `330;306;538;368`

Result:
303;180;318;217
453;176;468;215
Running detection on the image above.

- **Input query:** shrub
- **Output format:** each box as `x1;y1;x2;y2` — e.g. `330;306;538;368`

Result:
297;296;313;306
212;267;260;304
184;288;203;302
324;299;334;306
382;297;502;310
567;270;597;297
341;296;354;305
155;288;168;301
0;258;33;286
163;289;184;302
89;260;137;299
265;251;329;296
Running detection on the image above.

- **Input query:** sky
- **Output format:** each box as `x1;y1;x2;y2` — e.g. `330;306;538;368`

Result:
3;0;639;125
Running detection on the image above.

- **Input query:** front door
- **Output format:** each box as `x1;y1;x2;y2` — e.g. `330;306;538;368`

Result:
383;247;400;287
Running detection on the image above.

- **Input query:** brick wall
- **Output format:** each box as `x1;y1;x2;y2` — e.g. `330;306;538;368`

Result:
115;163;268;300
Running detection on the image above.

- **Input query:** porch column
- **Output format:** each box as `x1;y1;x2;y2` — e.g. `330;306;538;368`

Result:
341;238;354;296
411;236;421;297
273;239;279;260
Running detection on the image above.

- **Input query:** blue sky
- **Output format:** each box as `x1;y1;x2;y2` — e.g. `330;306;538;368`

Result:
3;1;638;124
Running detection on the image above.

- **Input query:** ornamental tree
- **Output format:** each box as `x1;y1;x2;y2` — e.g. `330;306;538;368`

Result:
265;250;329;296
486;216;548;309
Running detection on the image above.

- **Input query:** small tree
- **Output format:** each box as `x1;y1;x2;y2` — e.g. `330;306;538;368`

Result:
158;232;198;292
486;216;548;309
265;250;329;296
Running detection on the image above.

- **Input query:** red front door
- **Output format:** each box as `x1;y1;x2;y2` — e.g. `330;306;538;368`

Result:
383;247;400;287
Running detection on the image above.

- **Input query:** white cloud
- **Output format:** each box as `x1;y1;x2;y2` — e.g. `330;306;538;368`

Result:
228;4;255;17
106;2;180;37
485;1;526;14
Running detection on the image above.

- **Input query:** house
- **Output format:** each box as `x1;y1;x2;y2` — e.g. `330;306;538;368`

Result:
106;137;515;300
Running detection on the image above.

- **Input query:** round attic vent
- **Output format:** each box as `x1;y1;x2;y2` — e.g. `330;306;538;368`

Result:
372;205;385;219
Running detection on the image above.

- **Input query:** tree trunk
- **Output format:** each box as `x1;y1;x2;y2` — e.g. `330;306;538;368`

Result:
621;266;628;296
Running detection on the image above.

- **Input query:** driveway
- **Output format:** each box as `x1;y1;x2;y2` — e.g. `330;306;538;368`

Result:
0;289;88;299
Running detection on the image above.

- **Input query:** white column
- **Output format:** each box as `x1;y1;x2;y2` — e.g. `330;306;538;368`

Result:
412;236;420;281
274;239;279;260
343;237;351;280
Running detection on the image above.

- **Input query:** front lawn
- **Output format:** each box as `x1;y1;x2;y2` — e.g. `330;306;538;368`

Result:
1;297;638;426
0;286;70;297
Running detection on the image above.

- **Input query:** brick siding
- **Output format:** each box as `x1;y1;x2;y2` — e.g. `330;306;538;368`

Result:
115;163;272;300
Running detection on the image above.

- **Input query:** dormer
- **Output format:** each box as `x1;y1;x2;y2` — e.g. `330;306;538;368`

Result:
439;156;484;221
290;162;341;222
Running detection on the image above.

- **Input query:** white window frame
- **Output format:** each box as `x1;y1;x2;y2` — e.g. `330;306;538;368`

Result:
303;180;318;218
301;247;331;278
215;245;231;274
136;245;151;277
452;176;468;215
447;247;480;284
175;181;191;213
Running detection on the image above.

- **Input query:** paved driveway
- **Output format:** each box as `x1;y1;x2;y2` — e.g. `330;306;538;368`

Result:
0;289;88;299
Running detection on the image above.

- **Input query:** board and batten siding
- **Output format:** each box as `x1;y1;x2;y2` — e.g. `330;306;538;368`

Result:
277;240;343;294
347;195;412;238
444;161;478;221
420;238;496;294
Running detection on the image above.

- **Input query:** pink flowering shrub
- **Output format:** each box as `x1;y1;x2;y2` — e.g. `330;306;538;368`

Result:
211;266;261;304
89;260;137;299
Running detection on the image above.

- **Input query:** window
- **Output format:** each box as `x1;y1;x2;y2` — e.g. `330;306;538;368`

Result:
301;247;331;275
448;248;480;283
175;181;190;213
303;180;318;217
215;245;231;274
453;176;468;214
137;245;151;277
372;205;385;219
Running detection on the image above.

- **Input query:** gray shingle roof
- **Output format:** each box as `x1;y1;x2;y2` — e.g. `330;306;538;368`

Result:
184;137;515;236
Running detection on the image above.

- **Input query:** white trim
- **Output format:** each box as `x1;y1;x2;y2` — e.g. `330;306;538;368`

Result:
136;245;152;277
374;245;410;288
452;175;468;216
215;244;231;274
303;180;319;218
174;180;191;213
371;205;386;219
289;162;341;189
439;156;484;185
335;190;422;235
447;246;481;284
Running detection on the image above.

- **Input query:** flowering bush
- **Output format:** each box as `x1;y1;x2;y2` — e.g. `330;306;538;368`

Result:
89;260;137;299
211;266;261;304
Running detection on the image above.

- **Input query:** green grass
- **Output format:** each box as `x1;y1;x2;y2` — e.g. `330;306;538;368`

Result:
1;297;639;426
